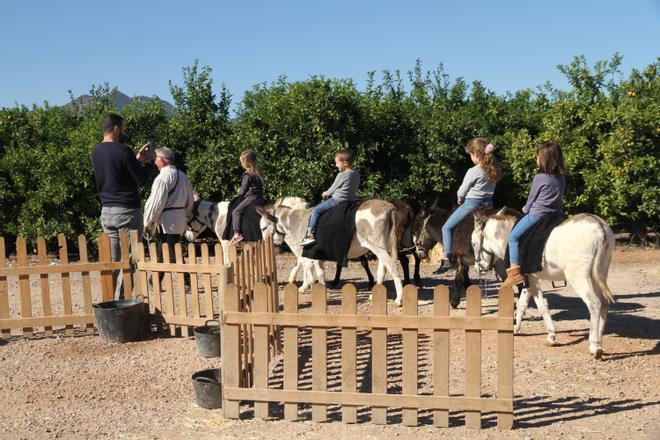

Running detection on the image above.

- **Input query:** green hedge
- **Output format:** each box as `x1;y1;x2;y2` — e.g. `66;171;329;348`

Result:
0;56;657;247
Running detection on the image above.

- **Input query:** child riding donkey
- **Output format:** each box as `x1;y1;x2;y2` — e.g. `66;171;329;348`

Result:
299;149;360;247
230;149;265;245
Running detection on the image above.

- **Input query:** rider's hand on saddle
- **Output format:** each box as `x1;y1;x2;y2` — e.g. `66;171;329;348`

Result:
457;199;463;205
322;191;329;199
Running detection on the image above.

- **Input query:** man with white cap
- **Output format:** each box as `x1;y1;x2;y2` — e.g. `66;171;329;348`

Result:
143;147;194;261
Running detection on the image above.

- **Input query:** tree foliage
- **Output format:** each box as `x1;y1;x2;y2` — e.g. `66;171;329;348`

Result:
0;55;657;245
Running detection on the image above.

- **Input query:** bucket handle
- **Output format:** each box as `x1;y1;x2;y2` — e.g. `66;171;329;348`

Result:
195;376;220;384
203;318;219;327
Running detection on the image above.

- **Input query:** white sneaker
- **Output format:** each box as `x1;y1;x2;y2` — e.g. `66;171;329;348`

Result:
299;232;316;247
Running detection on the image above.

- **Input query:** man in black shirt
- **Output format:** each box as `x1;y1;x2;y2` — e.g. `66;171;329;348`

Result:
91;113;155;299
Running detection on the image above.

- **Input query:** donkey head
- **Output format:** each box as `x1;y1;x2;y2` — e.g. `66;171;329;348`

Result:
184;199;210;241
256;205;283;245
412;206;448;260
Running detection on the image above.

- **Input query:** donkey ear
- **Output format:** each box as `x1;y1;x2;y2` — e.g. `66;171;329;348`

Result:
256;206;276;223
430;198;439;210
473;210;488;226
496;207;509;216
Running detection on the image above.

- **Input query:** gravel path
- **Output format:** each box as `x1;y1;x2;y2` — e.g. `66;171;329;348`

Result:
1;249;658;439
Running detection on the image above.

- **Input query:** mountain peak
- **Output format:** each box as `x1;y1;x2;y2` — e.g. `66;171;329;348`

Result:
67;90;174;115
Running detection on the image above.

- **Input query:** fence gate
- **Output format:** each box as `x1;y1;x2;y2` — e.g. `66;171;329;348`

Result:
0;233;131;338
222;282;514;429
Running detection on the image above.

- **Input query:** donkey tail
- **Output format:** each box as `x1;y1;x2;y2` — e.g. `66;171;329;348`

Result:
389;207;399;260
591;216;615;304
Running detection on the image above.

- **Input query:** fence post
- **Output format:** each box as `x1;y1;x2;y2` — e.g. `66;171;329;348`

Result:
222;283;240;418
16;237;32;338
402;284;418;427
311;283;327;422
341;283;358;423
371;284;387;424
98;233;114;302
497;285;514;429
465;285;482;428
174;243;189;337
188;243;201;321
253;282;270;419
0;237;9;339
78;235;94;334
283;283;299;421
433;285;450;427
37;237;53;336
162;244;176;336
58;234;74;336
119;230;132;299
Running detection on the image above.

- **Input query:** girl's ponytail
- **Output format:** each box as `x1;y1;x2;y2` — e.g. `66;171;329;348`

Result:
466;138;502;182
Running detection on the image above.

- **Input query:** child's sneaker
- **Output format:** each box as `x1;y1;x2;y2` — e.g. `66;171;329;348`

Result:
299;230;316;247
230;232;244;245
434;256;455;274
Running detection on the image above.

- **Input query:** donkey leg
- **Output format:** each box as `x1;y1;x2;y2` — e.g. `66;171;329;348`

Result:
288;261;301;284
298;260;316;294
375;250;403;306
398;253;411;285
314;260;325;286
529;283;557;346
360;255;375;288
514;287;531;335
570;276;603;358
412;253;422;286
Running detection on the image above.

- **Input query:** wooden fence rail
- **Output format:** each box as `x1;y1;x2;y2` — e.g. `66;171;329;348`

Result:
222;282;514;429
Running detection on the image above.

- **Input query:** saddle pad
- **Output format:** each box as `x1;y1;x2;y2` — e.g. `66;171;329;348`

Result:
302;201;359;266
505;213;567;274
222;197;267;242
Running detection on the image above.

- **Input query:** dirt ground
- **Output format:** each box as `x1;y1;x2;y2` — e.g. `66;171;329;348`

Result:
0;248;658;439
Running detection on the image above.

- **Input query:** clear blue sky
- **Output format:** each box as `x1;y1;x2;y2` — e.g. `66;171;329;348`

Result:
1;0;658;110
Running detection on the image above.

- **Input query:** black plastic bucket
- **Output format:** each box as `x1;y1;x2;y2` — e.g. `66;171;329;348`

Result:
93;298;147;343
193;324;221;358
192;368;222;409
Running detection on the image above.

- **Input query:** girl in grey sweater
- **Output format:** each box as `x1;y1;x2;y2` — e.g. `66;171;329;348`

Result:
439;138;502;270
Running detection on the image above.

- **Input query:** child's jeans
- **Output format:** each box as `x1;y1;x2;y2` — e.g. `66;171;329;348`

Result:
308;198;339;232
441;198;492;258
507;213;542;265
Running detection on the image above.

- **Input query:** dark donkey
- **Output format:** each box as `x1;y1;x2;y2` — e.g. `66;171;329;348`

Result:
414;204;517;308
328;201;422;288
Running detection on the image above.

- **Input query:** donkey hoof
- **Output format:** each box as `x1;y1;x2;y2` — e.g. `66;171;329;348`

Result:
546;334;557;346
394;299;402;307
589;344;603;359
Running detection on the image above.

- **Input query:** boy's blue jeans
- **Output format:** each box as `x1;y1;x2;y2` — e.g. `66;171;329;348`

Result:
442;198;492;258
308;198;339;232
507;213;542;265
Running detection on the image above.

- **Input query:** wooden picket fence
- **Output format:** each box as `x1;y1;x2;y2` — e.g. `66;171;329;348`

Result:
0;229;280;361
0;232;131;338
222;282;514;429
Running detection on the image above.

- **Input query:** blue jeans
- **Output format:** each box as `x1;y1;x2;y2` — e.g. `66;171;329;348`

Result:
442;198;492;258
508;213;542;265
100;206;142;299
308;197;339;232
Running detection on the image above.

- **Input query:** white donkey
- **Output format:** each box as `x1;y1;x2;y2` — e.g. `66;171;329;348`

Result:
184;197;322;288
471;210;615;358
258;198;406;305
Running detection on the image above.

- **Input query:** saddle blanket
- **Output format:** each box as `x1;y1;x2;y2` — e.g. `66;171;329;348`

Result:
222;197;267;242
302;201;359;266
505;213;567;275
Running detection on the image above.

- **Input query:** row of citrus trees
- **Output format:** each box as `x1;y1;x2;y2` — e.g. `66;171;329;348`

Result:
0;55;657;247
